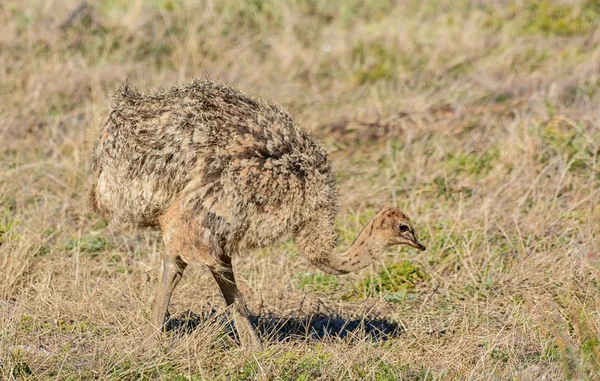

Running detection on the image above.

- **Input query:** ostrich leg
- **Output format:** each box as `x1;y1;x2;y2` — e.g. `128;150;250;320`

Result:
144;253;187;348
209;255;262;350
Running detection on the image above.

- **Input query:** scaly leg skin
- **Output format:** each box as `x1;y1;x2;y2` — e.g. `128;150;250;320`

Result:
143;253;187;350
209;256;262;350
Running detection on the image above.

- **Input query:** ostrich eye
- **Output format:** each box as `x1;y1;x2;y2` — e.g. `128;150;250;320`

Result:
399;224;409;233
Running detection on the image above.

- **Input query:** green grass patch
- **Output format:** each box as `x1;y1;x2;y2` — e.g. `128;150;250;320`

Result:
351;360;432;380
298;272;339;293
64;231;109;254
536;119;600;171
443;149;499;178
8;349;33;378
275;350;332;381
349;261;429;301
521;0;600;37
18;314;37;333
233;348;332;381
213;0;284;34
109;358;194;380
18;314;101;335
352;41;398;85
0;208;18;244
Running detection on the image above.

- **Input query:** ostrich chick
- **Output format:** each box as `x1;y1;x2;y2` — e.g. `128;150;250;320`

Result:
89;79;426;349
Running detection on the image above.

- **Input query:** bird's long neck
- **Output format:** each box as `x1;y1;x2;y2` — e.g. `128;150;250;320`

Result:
295;211;385;275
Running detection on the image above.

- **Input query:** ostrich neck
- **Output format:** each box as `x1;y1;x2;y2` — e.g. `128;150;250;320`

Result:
295;212;385;275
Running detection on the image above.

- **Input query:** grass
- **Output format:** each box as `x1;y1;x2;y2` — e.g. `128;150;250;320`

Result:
0;0;599;379
347;261;430;302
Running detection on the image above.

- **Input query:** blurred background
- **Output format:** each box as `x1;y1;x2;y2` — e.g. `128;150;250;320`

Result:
1;1;599;379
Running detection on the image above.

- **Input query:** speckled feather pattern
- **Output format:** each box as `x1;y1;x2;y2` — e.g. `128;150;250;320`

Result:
89;80;339;256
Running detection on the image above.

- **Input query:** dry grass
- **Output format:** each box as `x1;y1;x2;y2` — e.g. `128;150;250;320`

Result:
1;0;599;379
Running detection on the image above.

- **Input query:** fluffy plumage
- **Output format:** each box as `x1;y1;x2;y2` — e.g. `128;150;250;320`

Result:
90;80;336;254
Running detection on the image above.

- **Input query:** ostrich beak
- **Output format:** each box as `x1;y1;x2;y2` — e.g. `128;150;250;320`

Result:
408;239;426;251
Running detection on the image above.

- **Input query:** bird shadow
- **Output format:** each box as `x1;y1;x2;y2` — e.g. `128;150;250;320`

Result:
165;309;403;343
